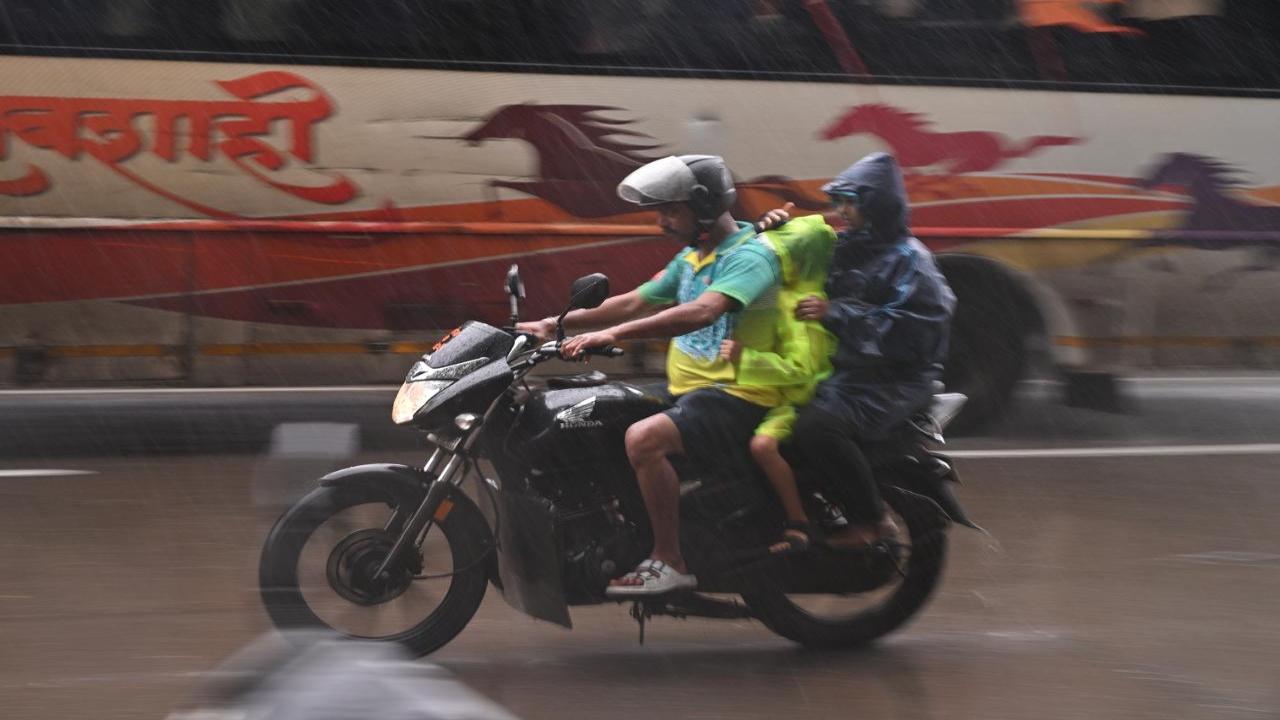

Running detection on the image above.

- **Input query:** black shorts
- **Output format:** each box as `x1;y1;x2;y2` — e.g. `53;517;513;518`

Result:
660;388;769;472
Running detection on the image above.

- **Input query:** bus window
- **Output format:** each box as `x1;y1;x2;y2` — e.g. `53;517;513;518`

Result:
0;0;229;51
0;0;116;47
558;0;841;76
2;0;1276;93
222;0;307;44
826;1;1038;83
818;0;1280;92
279;0;420;56
1122;4;1280;91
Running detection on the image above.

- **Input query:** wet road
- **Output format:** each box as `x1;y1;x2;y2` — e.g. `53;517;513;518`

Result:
3;376;1279;719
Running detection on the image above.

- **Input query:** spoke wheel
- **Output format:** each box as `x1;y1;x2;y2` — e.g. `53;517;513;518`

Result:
260;481;490;657
745;488;947;649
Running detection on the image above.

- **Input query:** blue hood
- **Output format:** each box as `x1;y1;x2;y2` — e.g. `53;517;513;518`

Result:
821;152;909;245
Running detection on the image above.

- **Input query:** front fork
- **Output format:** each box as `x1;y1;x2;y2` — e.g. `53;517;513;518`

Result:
374;446;466;579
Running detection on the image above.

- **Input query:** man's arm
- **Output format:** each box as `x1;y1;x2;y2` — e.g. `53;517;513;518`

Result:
561;292;734;357
518;289;659;340
563;242;778;356
610;291;735;340
563;289;656;332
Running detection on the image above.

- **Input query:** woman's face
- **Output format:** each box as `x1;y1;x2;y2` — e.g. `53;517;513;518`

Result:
830;193;863;229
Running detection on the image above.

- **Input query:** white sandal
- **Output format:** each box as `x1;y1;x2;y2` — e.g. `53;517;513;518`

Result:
604;559;697;597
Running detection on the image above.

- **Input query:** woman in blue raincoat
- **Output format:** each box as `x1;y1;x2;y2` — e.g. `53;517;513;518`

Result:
793;153;956;545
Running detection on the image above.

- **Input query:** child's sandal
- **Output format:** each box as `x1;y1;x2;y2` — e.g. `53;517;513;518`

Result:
770;521;818;556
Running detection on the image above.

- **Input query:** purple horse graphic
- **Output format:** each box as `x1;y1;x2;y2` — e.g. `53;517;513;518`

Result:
463;103;823;218
1137;153;1280;235
1131;153;1280;284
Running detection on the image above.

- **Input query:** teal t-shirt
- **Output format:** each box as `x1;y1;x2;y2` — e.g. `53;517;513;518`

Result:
637;222;783;405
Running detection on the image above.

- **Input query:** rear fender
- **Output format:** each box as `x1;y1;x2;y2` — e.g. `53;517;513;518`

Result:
891;454;982;531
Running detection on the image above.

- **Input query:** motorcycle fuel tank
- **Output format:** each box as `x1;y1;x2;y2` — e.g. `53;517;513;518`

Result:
512;383;667;467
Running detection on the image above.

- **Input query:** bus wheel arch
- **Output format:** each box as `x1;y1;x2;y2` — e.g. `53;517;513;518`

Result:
936;253;1048;433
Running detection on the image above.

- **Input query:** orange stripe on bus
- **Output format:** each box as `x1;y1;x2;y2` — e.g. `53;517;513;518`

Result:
1;343;435;359
8;337;1280;360
49;344;174;358
1055;336;1280;348
209;342;431;356
389;342;434;355
5;338;1278;360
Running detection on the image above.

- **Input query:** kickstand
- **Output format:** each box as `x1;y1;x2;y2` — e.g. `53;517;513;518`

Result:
629;600;650;645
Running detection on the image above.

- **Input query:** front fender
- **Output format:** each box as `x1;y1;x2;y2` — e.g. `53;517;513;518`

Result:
318;463;429;508
317;463;500;588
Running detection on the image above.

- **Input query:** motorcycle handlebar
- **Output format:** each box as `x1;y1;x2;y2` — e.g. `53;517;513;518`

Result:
529;340;625;362
585;344;625;358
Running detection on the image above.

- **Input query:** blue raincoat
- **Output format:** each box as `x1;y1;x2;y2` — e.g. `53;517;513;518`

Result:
809;153;956;440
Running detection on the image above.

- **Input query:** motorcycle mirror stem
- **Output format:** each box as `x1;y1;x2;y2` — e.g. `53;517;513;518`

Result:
505;264;525;327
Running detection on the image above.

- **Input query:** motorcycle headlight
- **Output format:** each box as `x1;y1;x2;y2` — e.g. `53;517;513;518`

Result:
390;357;489;425
391;380;452;424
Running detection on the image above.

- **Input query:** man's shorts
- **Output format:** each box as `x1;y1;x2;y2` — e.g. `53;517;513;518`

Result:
660;387;770;471
754;404;797;442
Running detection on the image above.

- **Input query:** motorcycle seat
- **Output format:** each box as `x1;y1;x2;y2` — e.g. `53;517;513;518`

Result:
547;370;609;389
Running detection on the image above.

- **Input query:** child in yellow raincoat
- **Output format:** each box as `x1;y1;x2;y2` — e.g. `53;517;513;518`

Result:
719;213;835;554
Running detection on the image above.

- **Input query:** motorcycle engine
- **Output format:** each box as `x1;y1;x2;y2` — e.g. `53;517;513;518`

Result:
558;499;647;604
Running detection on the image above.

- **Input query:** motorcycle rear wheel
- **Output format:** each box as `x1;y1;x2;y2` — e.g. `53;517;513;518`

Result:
743;487;948;649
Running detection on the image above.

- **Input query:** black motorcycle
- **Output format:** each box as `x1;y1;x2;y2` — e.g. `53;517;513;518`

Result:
259;267;978;655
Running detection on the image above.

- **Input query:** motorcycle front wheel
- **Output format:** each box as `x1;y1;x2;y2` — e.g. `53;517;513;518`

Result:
743;487;948;649
259;481;490;657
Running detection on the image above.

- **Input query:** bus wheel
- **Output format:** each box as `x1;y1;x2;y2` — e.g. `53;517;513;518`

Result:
940;258;1029;434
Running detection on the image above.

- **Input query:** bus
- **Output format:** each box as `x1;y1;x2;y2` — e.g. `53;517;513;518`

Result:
2;1;1277;428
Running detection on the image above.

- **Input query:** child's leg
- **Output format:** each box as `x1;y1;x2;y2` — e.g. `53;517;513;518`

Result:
752;406;812;553
753;406;807;523
750;434;808;525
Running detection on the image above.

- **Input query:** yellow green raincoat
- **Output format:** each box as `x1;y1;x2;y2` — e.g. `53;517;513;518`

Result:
736;215;837;439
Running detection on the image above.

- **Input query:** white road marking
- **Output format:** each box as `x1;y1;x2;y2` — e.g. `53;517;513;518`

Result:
1024;376;1280;385
0;386;398;396
1174;551;1280;564
0;375;1273;397
947;443;1280;459
0;469;97;477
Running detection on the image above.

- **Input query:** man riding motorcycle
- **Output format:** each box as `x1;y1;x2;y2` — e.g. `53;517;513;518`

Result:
520;154;786;596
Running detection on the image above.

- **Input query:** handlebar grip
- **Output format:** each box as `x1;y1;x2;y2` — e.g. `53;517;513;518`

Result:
590;345;625;357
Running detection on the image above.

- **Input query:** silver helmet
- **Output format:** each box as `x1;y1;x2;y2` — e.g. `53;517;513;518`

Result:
617;155;737;226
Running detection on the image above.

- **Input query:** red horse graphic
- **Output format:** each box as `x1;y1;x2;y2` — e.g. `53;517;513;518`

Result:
462;104;663;218
821;104;1082;176
463;103;823;218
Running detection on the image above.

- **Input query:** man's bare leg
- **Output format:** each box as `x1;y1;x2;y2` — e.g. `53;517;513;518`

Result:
611;414;687;586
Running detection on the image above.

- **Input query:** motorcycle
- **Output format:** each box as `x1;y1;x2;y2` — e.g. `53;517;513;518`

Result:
259;266;979;655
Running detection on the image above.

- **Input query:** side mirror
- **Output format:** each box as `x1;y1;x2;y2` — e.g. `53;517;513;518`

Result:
505;264;525;326
557;273;610;339
567;273;609;311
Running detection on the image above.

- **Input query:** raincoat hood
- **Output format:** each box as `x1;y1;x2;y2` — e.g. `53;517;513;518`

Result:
821;152;909;245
